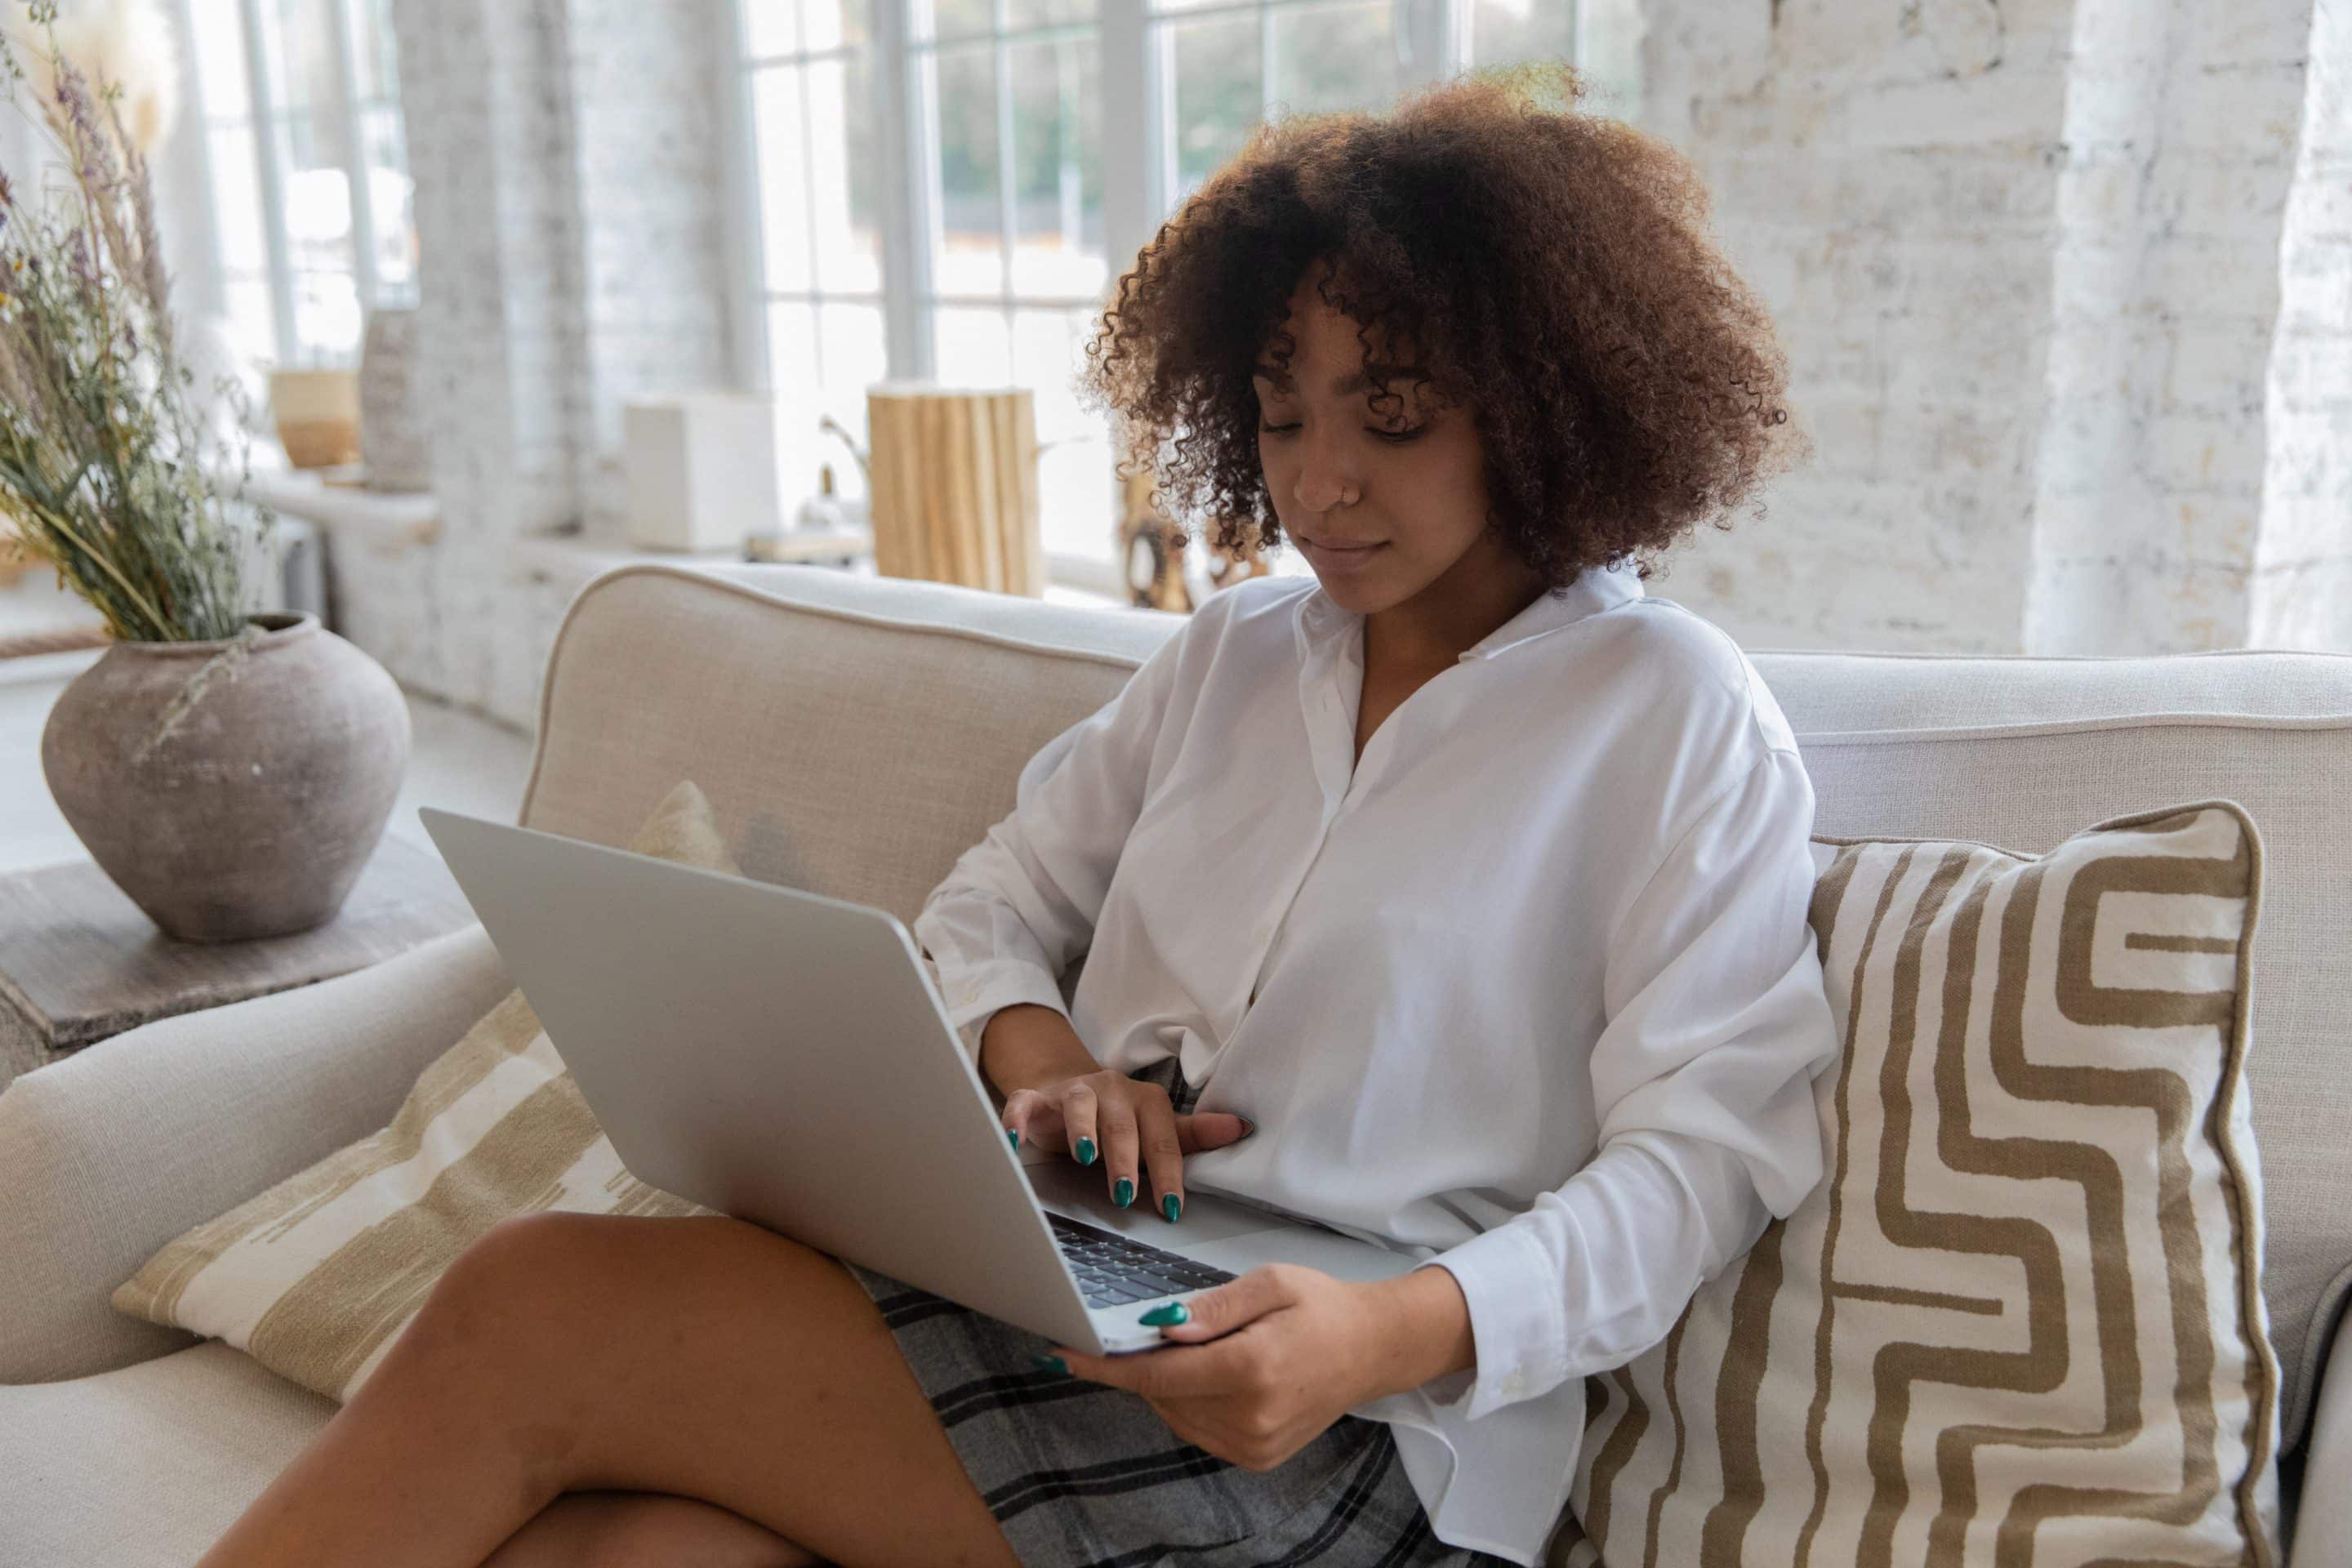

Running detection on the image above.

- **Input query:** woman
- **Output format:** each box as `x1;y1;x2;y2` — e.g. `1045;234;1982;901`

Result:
197;63;1837;1568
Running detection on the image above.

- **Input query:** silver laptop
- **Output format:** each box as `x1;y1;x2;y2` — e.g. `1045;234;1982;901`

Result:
416;808;1413;1356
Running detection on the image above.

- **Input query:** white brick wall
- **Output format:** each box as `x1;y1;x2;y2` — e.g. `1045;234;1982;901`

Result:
293;0;2347;720
2254;0;2352;648
1646;0;2341;655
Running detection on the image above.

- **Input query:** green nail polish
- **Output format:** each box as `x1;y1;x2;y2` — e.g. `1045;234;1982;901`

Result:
1076;1137;1097;1165
1139;1301;1189;1326
1161;1193;1183;1223
1114;1177;1135;1207
1007;1129;1019;1152
1032;1353;1068;1375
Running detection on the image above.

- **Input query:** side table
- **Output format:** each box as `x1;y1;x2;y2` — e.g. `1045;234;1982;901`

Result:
0;832;480;1092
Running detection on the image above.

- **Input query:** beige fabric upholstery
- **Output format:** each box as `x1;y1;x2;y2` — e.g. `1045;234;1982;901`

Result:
110;783;731;1403
2;559;2345;1566
1563;803;2279;1565
0;1343;336;1566
528;564;2352;1449
0;920;515;1386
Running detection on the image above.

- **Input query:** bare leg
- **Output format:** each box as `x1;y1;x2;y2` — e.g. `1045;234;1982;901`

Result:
193;1212;1022;1568
480;1490;812;1568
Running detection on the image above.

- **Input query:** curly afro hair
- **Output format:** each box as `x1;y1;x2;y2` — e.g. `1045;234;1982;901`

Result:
1075;62;1806;590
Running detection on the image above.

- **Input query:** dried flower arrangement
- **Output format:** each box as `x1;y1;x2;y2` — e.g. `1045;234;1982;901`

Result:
0;0;270;642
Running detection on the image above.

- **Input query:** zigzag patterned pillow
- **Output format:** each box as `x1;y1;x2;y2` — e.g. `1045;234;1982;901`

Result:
1557;800;2283;1567
109;781;728;1403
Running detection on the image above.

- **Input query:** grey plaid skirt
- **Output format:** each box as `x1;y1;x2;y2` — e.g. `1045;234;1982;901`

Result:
849;1055;1518;1566
844;1260;1514;1568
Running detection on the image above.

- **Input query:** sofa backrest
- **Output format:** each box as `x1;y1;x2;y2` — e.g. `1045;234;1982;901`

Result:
522;562;2352;1450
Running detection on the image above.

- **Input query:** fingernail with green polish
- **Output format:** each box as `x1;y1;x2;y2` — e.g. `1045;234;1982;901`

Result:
1076;1137;1098;1165
1161;1193;1183;1223
1032;1353;1069;1375
1113;1177;1135;1207
1139;1301;1189;1326
1007;1129;1019;1152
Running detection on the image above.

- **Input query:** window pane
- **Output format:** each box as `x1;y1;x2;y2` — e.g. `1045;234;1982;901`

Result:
278;114;355;278
1039;436;1114;559
768;300;820;504
188;0;253;114
361;105;418;299
768;299;820;382
817;304;886;501
802;0;872;52
1570;0;1642;118
1010;307;1089;438
265;0;341;113
209;124;270;273
1166;17;1259;204
223;275;278;365
809;54;882;293
924;0;995;43
1009;36;1104;301
751;66;813;293
350;0;401;100
1271;3;1401;118
1006;0;1093;28
743;0;800;56
930;47;1004;297
1472;0;1576;72
292;268;363;362
935;305;1011;385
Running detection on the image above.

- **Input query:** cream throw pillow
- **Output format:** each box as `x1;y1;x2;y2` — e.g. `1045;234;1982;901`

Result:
1555;800;2283;1566
111;781;730;1403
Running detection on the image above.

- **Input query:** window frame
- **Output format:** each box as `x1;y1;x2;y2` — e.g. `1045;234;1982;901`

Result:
727;0;1588;595
179;0;412;369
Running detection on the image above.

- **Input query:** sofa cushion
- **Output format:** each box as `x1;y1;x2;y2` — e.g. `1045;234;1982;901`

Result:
108;782;728;1403
522;564;2352;1448
1561;801;2281;1566
0;1342;335;1567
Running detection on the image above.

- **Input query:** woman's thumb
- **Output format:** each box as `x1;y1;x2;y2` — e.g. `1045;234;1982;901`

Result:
1175;1110;1255;1153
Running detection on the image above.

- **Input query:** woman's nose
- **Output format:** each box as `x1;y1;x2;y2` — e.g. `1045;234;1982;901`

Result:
1290;440;1361;514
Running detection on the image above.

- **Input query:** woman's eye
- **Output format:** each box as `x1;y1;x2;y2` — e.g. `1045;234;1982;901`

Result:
1370;425;1427;443
1258;419;1300;434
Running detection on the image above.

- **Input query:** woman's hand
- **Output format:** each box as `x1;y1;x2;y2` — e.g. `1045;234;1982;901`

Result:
1002;1068;1252;1220
1041;1264;1477;1472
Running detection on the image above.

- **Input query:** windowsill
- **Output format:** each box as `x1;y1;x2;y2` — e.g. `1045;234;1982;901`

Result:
233;467;442;550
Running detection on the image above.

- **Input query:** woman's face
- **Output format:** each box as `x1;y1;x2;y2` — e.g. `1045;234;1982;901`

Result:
1252;266;1512;622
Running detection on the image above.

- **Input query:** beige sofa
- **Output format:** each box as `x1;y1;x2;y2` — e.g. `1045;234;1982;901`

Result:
2;561;2348;1565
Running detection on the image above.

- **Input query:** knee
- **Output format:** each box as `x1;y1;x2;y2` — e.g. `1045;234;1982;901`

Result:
411;1210;613;1349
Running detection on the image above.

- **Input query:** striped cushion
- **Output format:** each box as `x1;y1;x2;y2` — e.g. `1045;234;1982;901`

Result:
109;782;726;1403
1557;801;2283;1566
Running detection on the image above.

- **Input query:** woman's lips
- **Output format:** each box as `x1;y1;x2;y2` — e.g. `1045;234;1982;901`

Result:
1298;534;1388;575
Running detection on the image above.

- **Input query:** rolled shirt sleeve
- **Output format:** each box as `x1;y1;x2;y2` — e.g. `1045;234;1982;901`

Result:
913;626;1189;1062
1418;744;1838;1422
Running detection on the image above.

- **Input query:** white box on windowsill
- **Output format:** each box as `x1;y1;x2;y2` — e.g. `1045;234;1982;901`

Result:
622;394;782;552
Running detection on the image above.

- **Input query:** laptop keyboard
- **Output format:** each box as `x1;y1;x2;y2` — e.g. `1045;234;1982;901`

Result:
1049;1212;1237;1307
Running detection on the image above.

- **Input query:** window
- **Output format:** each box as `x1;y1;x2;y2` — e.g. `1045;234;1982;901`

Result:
737;0;1635;593
182;0;420;368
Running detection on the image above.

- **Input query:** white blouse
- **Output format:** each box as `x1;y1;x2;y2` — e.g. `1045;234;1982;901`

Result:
913;562;1839;1565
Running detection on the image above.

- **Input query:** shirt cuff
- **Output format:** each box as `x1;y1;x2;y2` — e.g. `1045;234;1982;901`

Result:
925;956;1071;1062
1415;1220;1573;1423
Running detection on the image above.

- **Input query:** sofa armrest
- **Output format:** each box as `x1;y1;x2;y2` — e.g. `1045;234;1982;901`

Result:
2295;1303;2352;1563
0;921;510;1385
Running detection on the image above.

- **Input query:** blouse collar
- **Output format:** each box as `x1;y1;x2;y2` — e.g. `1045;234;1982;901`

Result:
1293;555;1646;665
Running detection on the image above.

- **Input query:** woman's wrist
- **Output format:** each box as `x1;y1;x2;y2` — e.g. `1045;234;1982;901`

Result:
978;1003;1102;1097
1356;1265;1477;1402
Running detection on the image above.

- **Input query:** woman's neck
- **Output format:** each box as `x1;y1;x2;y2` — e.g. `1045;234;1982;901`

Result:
1361;534;1549;673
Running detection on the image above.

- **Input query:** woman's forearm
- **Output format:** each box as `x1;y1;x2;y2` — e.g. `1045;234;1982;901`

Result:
1360;1266;1477;1401
977;1003;1103;1097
